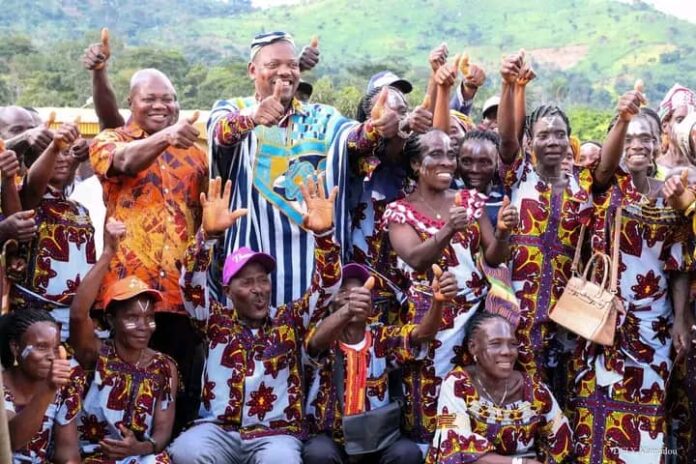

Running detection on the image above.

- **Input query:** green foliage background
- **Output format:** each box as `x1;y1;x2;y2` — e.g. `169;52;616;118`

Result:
0;0;693;140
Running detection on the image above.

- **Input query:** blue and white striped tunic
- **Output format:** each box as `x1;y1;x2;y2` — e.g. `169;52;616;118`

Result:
207;97;357;306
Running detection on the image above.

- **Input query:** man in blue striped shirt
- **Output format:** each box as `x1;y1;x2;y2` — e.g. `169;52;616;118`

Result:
207;31;400;307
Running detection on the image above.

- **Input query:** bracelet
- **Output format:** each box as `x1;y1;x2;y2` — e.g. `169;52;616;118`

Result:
146;436;158;454
685;200;696;218
397;118;413;140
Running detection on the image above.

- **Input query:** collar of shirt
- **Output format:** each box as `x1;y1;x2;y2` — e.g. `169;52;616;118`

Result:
122;120;149;139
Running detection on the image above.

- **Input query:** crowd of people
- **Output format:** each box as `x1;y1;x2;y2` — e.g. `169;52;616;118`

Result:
1;28;696;464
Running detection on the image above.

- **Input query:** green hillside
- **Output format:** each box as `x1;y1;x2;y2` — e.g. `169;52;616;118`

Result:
0;0;694;138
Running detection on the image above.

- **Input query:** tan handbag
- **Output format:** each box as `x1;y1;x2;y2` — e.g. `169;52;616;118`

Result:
550;209;625;346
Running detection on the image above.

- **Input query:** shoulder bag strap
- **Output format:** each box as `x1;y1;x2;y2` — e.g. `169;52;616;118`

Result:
609;206;622;293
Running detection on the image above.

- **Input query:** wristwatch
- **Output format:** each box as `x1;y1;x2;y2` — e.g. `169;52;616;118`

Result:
511;458;525;464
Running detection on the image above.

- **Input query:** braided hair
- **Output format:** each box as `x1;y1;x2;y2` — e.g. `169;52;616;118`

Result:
525;105;572;140
461;130;501;154
0;309;57;368
463;310;511;346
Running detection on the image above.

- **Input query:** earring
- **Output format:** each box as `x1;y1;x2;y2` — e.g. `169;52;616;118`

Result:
13;356;18;367
473;355;478;363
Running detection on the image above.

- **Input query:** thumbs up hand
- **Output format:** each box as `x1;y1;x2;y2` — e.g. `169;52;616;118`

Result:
252;80;286;127
341;274;374;323
48;345;71;391
496;195;519;234
664;169;695;211
431;264;457;302
83;27;111;71
299;35;320;72
162;111;200;149
370;87;400;138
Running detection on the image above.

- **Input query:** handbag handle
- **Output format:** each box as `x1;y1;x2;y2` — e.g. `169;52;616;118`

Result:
570;223;586;275
582;252;611;292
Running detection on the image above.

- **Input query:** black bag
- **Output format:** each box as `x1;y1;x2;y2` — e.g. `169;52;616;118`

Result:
334;349;404;456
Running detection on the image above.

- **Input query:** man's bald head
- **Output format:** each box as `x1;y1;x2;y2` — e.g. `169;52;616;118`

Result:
0;106;37;140
127;69;179;134
128;68;176;97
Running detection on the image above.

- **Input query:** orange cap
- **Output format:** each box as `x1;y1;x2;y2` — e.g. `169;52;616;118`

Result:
103;276;162;311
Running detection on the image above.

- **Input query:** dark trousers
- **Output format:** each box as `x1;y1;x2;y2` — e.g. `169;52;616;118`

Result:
150;312;204;435
303;433;422;464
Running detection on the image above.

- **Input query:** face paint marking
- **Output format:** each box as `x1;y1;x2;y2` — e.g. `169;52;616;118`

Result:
137;299;150;313
21;345;34;359
541;116;555;130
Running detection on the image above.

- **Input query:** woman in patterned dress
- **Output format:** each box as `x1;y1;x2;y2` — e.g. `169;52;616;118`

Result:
10;122;96;342
382;128;518;446
568;105;694;463
1;308;84;463
427;312;573;464
495;51;628;382
68;219;178;464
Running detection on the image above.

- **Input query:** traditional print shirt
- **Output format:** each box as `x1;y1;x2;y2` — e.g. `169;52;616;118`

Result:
4;363;86;464
426;368;573;464
179;228;341;439
89;121;208;314
11;186;96;310
207;97;378;307
500;151;594;374
78;342;176;463
304;323;425;442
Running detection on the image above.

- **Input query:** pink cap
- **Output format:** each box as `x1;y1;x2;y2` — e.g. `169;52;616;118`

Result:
342;263;370;285
223;247;276;285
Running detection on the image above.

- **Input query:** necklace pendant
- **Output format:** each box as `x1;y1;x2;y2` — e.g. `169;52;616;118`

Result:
436;213;441;220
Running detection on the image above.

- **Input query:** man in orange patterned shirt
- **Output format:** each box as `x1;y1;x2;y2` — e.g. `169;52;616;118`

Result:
89;68;208;427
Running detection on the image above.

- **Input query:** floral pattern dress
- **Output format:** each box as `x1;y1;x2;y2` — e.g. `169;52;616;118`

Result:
500;151;595;377
78;342;176;463
4;362;85;463
569;172;692;464
426;367;573;464
381;198;487;443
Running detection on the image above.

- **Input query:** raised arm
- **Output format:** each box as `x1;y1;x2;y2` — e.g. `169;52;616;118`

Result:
514;60;535;144
0;146;21;216
108;113;199;177
433;60;457;132
498;51;525;164
20;121;80;209
410;265;457;343
285;177;343;326
593;89;645;190
479;195;517;266
82;28;125;130
180;177;247;325
68;218;124;369
7;347;72;451
306;277;374;357
388;205;473;272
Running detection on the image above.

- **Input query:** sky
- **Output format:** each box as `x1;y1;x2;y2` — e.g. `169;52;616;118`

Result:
250;0;696;23
619;0;695;23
